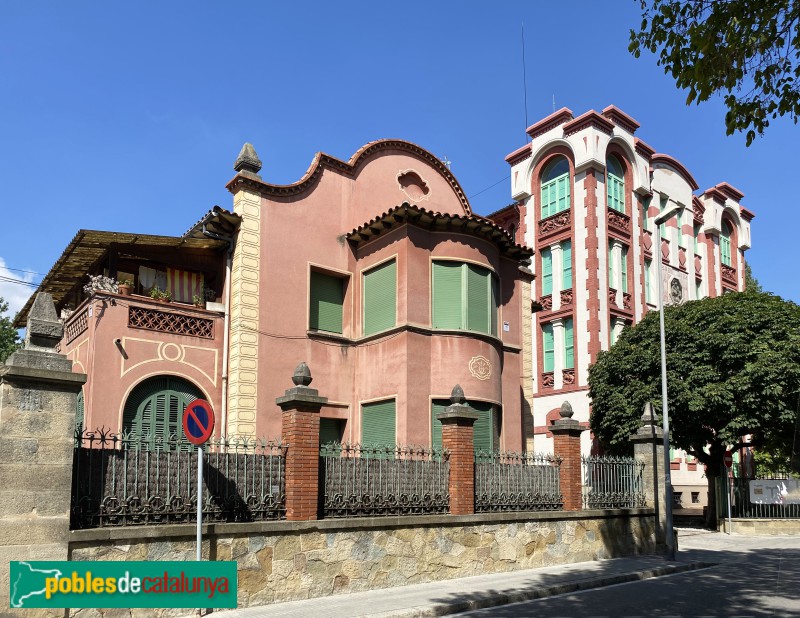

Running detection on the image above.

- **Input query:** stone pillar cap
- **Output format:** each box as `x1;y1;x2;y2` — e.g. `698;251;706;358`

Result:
276;362;327;409
437;384;479;424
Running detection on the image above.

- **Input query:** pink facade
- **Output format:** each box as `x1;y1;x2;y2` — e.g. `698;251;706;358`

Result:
22;141;533;452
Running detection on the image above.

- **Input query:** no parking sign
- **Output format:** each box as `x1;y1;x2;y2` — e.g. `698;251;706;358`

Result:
182;399;215;446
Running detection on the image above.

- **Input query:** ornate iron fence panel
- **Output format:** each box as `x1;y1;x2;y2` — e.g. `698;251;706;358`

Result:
71;428;286;529
474;451;563;512
726;464;800;519
582;455;645;509
321;443;449;518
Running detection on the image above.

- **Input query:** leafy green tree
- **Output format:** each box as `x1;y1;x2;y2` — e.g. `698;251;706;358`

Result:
589;292;800;525
630;1;800;145
0;297;21;363
744;262;763;293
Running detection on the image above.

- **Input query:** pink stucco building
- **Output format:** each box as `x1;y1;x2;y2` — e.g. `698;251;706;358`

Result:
18;140;534;452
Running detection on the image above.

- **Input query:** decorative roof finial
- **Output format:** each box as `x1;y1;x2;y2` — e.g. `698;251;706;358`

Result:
292;362;312;387
234;143;262;176
450;384;466;405
560;401;574;419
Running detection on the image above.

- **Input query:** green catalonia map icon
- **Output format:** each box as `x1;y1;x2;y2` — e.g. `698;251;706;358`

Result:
10;562;64;608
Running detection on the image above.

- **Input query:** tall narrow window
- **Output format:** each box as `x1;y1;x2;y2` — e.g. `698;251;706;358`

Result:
432;262;462;330
310;271;344;333
606;156;625;213
563;319;574;370
608;243;615;289
721;220;733;266
542;324;555;372
541;248;553;295
695;278;702;299
621;246;628;293
561;240;572;290
678;211;687;250
363;259;396;336
432;400;496;452
641;196;651;231
693;223;701;254
645;259;654;304
659;196;668;238
540;157;570;219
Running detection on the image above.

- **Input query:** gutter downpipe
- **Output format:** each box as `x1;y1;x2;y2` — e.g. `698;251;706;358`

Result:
203;224;235;443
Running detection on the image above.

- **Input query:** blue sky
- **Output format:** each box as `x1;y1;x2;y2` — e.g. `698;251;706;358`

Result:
0;1;796;315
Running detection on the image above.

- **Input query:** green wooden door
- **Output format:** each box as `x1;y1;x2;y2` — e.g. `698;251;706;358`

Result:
122;376;204;450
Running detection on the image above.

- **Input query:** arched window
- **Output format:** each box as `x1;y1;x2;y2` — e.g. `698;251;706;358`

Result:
540;156;570;219
606;155;625;213
122;376;204;450
721;220;733;266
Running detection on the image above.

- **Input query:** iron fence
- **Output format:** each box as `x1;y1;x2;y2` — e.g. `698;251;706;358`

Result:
71;428;286;529
582;455;646;509
725;464;800;519
321;443;449;517
474;451;563;513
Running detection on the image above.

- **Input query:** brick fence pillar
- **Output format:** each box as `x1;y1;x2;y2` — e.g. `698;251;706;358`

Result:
631;401;668;551
437;385;479;516
0;293;86;612
276;362;327;521
550;401;586;511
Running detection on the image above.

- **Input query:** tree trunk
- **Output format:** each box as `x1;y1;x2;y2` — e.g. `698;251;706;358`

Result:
705;472;717;529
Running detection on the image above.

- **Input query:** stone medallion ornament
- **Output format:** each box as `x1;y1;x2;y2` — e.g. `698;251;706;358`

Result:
670;277;683;304
468;355;492;380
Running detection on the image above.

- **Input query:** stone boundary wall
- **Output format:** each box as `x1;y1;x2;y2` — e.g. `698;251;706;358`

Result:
720;518;800;536
69;509;655;613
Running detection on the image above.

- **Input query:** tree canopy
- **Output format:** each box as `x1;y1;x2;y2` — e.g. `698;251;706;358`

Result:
630;0;800;145
589;292;800;474
0;297;21;363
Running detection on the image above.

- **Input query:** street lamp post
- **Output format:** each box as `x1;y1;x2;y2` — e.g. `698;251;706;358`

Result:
653;204;684;561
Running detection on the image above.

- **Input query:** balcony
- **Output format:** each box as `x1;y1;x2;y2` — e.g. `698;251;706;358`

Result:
607;208;631;237
721;264;737;287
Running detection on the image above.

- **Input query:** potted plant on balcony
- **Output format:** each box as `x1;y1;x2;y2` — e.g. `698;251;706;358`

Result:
118;279;134;296
193;294;203;308
149;286;171;303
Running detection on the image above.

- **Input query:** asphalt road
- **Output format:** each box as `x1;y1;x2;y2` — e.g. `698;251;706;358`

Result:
453;529;800;617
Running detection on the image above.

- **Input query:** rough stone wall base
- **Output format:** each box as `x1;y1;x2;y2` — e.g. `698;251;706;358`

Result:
68;510;655;614
720;518;800;536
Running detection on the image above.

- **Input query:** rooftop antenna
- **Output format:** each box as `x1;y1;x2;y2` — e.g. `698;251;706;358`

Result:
441;155;452;170
522;22;530;141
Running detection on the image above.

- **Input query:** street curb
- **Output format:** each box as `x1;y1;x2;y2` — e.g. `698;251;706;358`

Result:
362;561;716;618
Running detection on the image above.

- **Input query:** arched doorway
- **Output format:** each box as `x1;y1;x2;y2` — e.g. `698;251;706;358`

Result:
122;376;204;449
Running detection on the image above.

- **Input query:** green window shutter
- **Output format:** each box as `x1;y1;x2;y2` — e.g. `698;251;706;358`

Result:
320;418;344;446
621;246;628;293
608;174;624;212
695;278;702;299
123;376;202;450
611;324;617;346
556;173;570;214
541;179;554;219
564;318;574;369
641;197;651;231
490;276;499;336
645;259;653;303
363;260;396;336
541;249;553;295
543;324;554;372
471;401;495;452
431;400;447;450
467;264;490;333
608;243;615;289
561;241;572;289
76;389;85;431
721;223;732;266
361;400;396;447
432;261;464;329
659;196;668;238
310;271;344;333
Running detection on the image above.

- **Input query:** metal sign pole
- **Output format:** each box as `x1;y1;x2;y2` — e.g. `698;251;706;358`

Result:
196;445;203;561
727;465;733;535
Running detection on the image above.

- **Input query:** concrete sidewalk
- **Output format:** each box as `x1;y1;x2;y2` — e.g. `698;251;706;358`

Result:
209;551;713;618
